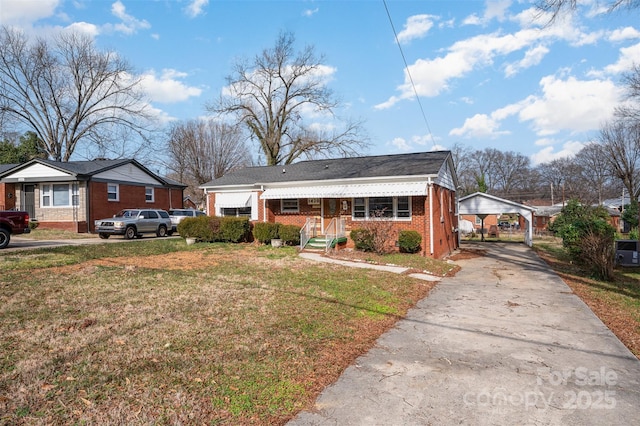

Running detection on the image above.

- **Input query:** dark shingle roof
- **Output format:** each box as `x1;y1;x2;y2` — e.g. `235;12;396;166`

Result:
0;158;187;188
202;151;451;187
0;164;18;174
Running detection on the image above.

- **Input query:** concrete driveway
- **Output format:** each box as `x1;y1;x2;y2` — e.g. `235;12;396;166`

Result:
289;242;640;425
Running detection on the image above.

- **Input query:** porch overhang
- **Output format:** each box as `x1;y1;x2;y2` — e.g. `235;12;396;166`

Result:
260;182;428;200
215;192;252;208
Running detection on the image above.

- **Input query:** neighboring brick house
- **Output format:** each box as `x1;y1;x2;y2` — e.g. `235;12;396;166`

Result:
200;151;459;259
0;158;186;233
0;164;18;211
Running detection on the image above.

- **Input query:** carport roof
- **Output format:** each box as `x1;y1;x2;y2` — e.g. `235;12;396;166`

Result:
458;192;535;215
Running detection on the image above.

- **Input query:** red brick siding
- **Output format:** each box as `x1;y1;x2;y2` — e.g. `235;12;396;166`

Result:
205;186;458;259
88;182;183;232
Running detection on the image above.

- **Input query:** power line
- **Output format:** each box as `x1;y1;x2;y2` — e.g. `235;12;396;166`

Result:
382;0;437;149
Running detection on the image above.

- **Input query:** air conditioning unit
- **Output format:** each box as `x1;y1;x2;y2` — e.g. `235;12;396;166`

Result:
615;240;640;267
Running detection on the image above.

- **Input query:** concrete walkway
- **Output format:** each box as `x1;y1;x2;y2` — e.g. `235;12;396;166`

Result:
289;242;640;425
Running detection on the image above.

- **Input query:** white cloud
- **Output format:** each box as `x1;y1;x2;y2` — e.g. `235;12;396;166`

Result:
450;74;621;140
0;0;59;25
609;27;640;42
109;1;150;35
463;0;511;26
140;69;202;103
185;0;209;18
377;20;596;109
602;42;640;74
65;22;100;37
484;0;511;23
449;113;510;139
518;75;623;135
390;137;412;151
530;140;585;165
397;14;437;44
303;8;319;17
504;45;549;77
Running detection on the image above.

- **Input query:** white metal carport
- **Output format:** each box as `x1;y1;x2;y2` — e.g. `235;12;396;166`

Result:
458;192;536;247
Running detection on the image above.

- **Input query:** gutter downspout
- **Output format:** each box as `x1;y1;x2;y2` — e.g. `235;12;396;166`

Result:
86;180;92;233
261;185;266;222
429;180;434;257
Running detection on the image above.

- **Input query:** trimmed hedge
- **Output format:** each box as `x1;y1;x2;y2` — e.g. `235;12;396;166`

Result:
350;228;375;252
398;230;422;253
253;222;279;244
220;217;251;242
177;216;250;243
278;224;301;246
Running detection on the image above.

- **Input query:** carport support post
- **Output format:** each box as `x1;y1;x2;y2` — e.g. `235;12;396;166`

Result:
477;214;488;242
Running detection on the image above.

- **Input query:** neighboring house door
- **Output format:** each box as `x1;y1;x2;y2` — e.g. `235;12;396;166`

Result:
22;184;35;218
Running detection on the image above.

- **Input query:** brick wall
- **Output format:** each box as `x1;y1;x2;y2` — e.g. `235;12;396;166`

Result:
88;182;183;232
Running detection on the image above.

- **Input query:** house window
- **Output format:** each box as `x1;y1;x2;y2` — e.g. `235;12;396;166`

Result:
352;197;412;220
353;198;366;218
107;183;119;201
40;183;80;207
222;207;252;217
369;197;393;218
281;199;299;213
397;196;410;218
145;187;154;203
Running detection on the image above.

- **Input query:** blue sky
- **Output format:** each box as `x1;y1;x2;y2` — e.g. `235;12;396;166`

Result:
2;0;640;166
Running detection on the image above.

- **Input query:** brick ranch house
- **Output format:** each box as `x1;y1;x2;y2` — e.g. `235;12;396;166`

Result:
201;151;459;259
0;158;186;233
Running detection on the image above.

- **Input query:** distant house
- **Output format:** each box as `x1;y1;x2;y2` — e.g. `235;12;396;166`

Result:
200;151;459;259
0;158;186;233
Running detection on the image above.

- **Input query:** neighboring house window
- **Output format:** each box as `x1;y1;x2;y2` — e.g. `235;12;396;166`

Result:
222;207;251;217
145;187;154;203
72;183;79;206
40;183;80;207
475;216;481;225
352;197;412;220
281;199;299;213
107;183;119;201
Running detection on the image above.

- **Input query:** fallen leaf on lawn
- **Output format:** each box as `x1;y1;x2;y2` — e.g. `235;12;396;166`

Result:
80;397;92;406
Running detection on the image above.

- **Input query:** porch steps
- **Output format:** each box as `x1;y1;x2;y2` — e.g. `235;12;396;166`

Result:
304;236;348;250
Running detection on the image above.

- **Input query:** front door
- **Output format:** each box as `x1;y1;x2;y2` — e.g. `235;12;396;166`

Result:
23;184;35;218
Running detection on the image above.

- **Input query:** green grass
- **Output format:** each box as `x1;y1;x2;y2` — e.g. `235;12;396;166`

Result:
0;240;438;425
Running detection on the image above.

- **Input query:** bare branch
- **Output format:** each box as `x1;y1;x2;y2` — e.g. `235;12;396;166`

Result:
207;31;368;165
0;26;155;161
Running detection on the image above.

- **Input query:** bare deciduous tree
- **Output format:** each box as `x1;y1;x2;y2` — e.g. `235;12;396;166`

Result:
574;142;618;205
0;26;154;161
597;118;640;207
616;64;640;122
166;119;252;203
207;31;368;166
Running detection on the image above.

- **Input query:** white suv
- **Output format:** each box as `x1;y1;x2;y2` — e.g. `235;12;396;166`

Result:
168;209;206;233
95;209;172;239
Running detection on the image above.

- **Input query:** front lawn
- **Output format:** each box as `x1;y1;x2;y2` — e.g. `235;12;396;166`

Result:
0;240;447;424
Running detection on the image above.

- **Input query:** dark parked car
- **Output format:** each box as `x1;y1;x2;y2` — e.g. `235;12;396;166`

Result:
0;210;31;249
95;208;172;239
